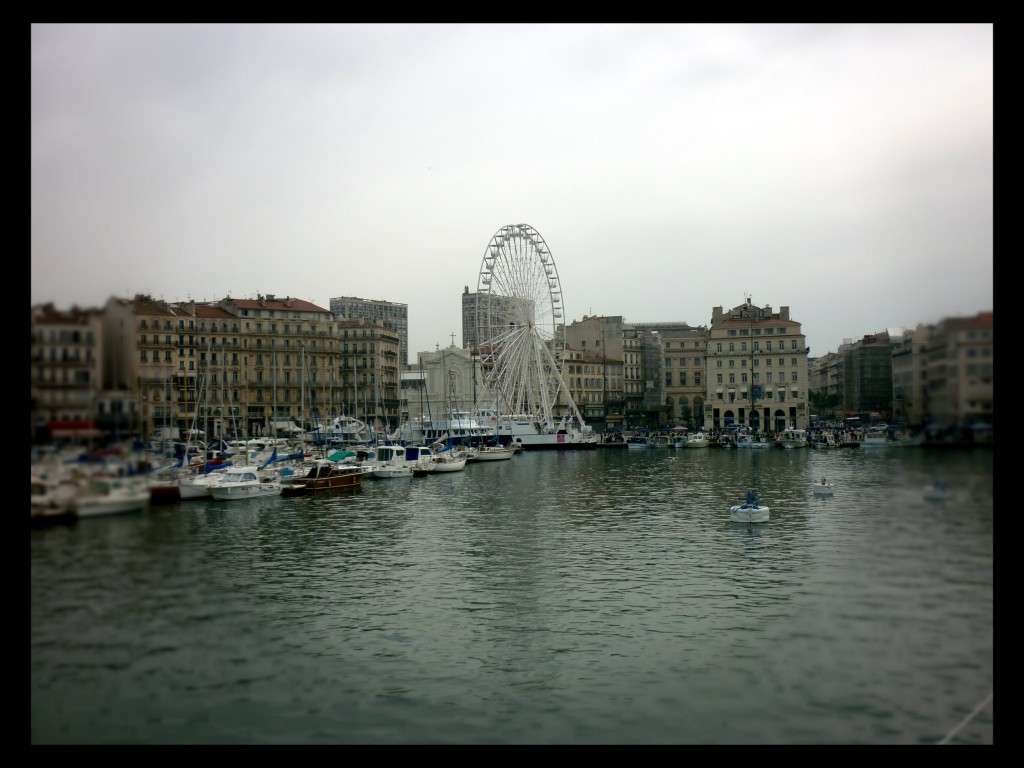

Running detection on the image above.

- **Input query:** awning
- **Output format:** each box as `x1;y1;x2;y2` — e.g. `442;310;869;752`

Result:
45;420;104;438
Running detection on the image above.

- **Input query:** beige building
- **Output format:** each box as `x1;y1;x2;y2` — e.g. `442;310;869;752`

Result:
705;298;810;432
921;311;993;431
103;293;404;441
563;315;626;430
31;303;105;441
631;323;708;428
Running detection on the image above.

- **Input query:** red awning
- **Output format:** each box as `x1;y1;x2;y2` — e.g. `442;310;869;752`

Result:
45;420;103;438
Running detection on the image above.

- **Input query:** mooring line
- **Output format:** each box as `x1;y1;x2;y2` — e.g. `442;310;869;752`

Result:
938;691;993;745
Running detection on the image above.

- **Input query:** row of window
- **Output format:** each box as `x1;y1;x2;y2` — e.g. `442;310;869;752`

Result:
715;372;800;383
139;317;395;340
714;339;800;352
32;349;95;362
33;330;96;343
715;357;799;368
716;391;797;401
725;327;788;336
665;374;702;386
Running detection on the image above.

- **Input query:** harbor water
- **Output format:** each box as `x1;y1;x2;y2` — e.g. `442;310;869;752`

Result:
30;446;994;744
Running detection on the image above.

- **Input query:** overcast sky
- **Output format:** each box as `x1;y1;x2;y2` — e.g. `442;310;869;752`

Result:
31;23;992;364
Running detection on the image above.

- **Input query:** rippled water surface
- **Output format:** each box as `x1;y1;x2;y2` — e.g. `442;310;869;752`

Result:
31;447;993;744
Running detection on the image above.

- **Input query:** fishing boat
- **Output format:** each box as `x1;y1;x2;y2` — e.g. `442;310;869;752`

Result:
684;431;709;448
779;428;808;449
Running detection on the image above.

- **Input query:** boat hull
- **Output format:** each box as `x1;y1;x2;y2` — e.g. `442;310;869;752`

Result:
469;448;515;461
280;470;365;496
209;482;281;500
371;465;414;479
75;495;150;518
730;504;770;523
419;455;468;473
510;434;598;450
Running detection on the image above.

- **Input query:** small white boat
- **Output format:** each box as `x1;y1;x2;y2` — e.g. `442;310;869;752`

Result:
73;476;151;518
780;428;808;449
31;472;79;526
684;432;709;448
730;490;770;523
468;444;516;462
813;433;838;449
861;427;892;448
923;481;950;502
208;466;282;500
735;435;774;449
811;478;834;496
368;444;432;479
179;467;233;499
626;435;650;448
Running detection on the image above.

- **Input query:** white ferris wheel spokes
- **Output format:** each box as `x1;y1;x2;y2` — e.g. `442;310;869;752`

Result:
476;224;584;426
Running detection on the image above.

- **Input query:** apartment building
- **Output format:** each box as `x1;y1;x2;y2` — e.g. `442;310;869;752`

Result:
30;303;105;441
330;296;409;366
563;315;626;430
921;311;993;431
706;298;810;432
632;322;708;428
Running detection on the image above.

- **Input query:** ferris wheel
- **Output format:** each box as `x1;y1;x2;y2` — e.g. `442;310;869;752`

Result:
475;223;582;424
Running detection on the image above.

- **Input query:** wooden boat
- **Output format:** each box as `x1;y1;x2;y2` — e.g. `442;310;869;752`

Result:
280;459;369;496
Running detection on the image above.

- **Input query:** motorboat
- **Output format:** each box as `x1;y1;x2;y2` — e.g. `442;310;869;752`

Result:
779;428;808;449
730;489;770;523
626;435;650;448
813;433;838;449
923;481;950;502
279;459;370;496
208;466;282;500
73;475;151;518
179;465;234;499
368;444;433;479
684;432;709;448
735;434;774;449
811;478;834;496
31;472;79;527
861;427;892;448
